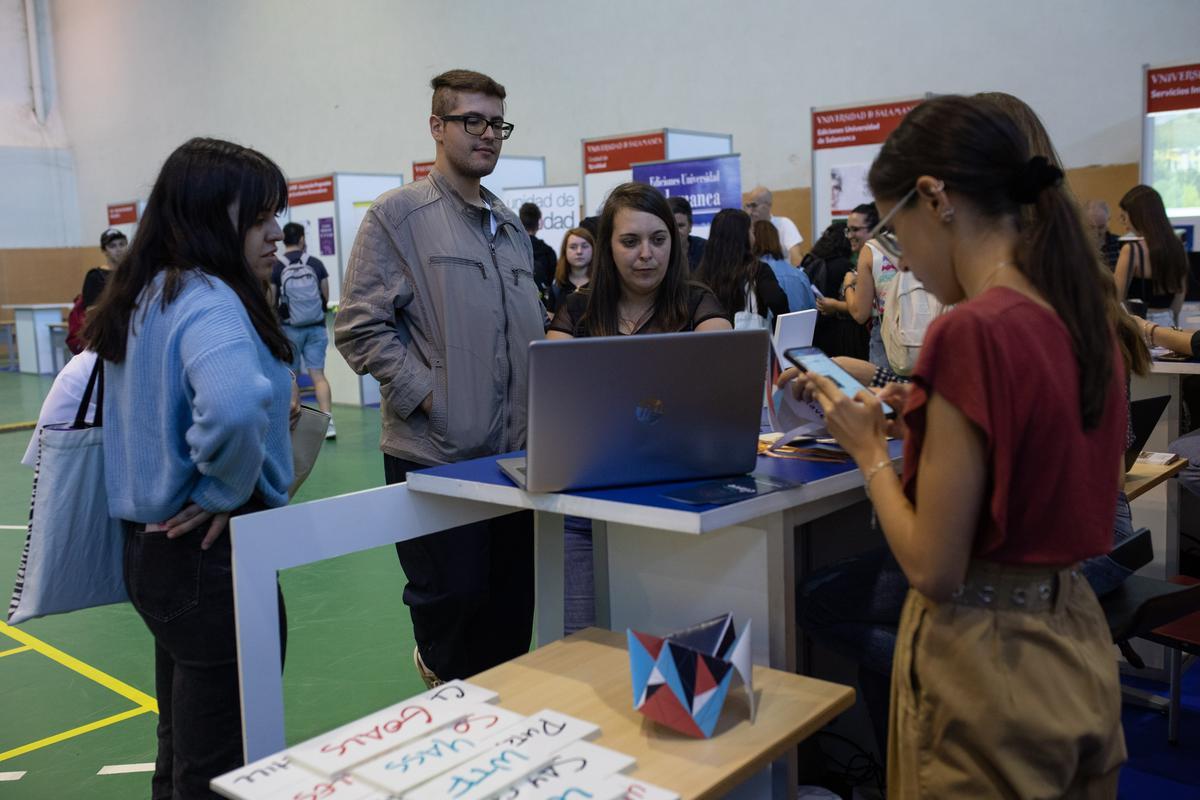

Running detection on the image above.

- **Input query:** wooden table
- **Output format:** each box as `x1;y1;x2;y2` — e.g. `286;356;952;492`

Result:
1125;458;1187;503
471;628;855;800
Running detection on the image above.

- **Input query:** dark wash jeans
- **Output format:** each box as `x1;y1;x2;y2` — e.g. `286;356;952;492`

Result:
123;505;286;800
798;490;1136;753
385;455;534;680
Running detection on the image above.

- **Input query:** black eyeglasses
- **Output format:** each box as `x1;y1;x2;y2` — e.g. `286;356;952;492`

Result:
439;114;515;139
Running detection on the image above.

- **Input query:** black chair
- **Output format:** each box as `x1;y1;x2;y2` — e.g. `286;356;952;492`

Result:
1102;528;1200;744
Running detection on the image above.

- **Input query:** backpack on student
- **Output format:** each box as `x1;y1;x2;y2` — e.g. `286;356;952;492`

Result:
278;254;325;326
881;269;944;376
65;295;88;355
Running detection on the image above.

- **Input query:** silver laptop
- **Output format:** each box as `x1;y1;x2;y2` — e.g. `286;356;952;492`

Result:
499;329;769;492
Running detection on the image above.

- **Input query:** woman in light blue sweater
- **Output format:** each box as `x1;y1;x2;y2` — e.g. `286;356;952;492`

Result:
84;138;295;799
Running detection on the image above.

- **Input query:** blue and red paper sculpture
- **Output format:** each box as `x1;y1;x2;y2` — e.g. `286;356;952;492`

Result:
626;614;755;739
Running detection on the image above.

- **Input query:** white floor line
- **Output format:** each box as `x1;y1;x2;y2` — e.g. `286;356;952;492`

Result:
0;772;26;781
0;525;27;530
97;763;155;776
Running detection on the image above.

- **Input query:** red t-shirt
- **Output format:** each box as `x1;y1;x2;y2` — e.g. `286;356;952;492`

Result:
901;287;1126;565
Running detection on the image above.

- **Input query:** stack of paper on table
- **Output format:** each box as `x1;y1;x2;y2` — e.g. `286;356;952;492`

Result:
210;680;679;800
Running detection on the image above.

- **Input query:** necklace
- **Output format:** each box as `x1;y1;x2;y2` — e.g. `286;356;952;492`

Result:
976;260;1015;294
618;302;655;333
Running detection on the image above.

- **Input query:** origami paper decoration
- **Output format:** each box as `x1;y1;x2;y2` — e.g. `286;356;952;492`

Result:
626;614;755;739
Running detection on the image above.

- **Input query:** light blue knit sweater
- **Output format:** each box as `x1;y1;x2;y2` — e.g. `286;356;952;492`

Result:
103;271;293;523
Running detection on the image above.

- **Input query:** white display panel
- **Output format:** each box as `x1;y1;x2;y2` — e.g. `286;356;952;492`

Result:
501;184;581;255
1141;62;1200;249
810;96;925;240
665;129;733;160
334;172;403;299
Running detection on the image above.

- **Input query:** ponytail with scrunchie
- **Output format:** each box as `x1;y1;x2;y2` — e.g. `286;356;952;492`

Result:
1009;156;1064;204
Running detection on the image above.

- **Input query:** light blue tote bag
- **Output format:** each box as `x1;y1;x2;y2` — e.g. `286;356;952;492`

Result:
7;358;127;625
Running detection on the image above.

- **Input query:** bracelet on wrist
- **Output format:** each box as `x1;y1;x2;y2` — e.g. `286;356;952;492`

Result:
1145;324;1159;348
862;458;893;501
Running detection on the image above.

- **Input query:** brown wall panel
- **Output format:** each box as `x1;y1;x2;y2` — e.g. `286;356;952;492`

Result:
0;248;98;321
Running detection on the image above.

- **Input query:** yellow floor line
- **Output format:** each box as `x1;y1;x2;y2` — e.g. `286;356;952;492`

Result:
0;707;152;762
0;621;157;711
0;644;31;658
0;421;36;433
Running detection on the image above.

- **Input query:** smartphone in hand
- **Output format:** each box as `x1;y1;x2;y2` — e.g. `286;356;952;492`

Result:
784;346;895;417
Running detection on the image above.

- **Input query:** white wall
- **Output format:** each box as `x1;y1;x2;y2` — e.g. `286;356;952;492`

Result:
0;0;79;246
46;0;1200;242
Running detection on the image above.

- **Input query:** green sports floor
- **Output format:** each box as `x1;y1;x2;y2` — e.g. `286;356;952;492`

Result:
0;371;428;798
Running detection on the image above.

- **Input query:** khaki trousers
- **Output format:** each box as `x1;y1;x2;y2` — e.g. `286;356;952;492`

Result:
888;563;1126;799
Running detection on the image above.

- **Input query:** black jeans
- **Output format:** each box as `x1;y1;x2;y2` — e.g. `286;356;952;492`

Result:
123;510;286;800
385;454;534;680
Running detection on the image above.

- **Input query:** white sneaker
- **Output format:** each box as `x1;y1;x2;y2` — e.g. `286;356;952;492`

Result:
325;419;336;440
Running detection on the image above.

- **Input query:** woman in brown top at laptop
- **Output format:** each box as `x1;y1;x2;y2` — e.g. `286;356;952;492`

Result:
546;181;731;634
547;182;730;339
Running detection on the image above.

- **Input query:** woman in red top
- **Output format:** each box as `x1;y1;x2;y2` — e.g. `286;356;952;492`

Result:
797;95;1127;796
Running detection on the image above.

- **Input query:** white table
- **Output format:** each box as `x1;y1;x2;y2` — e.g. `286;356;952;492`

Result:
227;444;899;794
3;303;72;374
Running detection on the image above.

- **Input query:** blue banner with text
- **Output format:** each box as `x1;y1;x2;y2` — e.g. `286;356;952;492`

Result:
631;153;742;227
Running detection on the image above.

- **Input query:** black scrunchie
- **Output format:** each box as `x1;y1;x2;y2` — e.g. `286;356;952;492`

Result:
1010;156;1064;204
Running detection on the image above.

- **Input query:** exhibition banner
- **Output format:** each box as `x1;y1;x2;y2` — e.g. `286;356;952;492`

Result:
1147;62;1200;114
584;132;666;174
631;154;741;228
812;100;920;150
413;161;434;181
286;176;334;206
501;184;580;255
106;202;137;225
811;95;924;233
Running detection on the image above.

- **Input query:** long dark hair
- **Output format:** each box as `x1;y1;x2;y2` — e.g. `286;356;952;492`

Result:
697;209;758;315
85;137;292;363
583;182;690;336
976;92;1148;378
868;95;1114;428
1121;184;1188;297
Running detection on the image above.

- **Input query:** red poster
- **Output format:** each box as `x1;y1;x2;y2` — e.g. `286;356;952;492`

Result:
412;161;434;181
812;100;922;150
583;132;666;174
1147;63;1200;114
107;202;137;225
286;176;335;206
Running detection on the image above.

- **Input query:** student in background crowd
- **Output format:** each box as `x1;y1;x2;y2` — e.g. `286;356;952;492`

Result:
67;228;128;353
805;222;869;359
667;196;707;272
696;209;789;328
84;137;297;799
1086;199;1123;269
744;185;804;265
752;218;815;312
521;201;558;297
544;226;594;316
271;222;335;438
548;181;730;632
336;69;544;689
841;203;899;369
788;94;1128;796
1115;184;1188;326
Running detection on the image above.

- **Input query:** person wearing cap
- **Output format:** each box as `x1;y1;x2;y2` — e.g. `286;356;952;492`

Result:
67;229;129;353
85;228;129;307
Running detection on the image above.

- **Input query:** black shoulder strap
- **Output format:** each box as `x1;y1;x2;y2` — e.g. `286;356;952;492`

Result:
74;357;104;429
